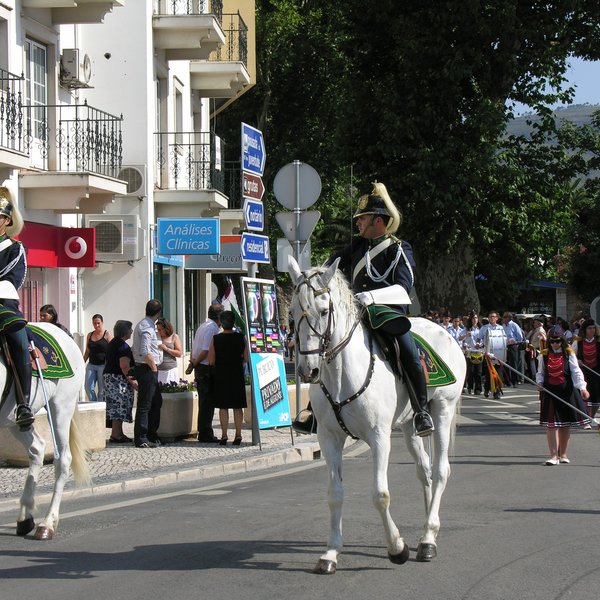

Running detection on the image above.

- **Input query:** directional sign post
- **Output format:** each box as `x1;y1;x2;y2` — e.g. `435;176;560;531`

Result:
241;122;266;177
241;232;270;264
243;171;265;201
244;198;265;232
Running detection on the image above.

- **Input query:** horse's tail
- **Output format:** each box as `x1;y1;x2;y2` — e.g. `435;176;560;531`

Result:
448;395;462;456
69;407;92;489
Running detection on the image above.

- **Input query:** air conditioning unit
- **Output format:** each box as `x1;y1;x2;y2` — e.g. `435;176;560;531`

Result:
116;165;147;197
84;214;146;262
60;49;92;89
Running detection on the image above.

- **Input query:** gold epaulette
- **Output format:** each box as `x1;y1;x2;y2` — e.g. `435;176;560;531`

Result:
540;349;549;356
566;346;575;355
573;335;582;343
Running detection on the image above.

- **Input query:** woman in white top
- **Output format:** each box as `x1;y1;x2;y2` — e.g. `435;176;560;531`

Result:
156;318;182;385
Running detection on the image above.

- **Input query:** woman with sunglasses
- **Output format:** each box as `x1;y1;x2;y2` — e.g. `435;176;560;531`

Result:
536;326;591;465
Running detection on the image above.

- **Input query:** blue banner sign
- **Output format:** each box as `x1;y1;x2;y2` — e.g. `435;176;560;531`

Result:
157;218;220;255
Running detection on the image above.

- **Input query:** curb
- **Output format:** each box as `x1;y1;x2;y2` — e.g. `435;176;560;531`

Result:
0;442;322;514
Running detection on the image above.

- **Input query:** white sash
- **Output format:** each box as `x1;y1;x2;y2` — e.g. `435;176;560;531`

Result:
352;237;394;283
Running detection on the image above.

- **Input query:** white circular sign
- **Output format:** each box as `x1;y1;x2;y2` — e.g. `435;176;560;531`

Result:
64;236;87;260
273;161;321;210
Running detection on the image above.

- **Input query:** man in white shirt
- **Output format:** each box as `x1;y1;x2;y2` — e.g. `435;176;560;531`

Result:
132;299;163;448
188;303;223;442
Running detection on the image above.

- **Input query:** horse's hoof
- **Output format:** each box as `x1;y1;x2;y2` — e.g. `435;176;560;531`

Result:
16;517;35;537
34;525;54;541
388;542;410;564
416;542;437;562
313;559;337;574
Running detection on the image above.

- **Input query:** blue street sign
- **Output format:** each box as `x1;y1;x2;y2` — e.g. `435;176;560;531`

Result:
244;198;264;232
241;232;270;263
157;218;220;255
241;122;266;176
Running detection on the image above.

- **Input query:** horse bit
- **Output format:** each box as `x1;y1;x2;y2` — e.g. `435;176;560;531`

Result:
294;272;375;439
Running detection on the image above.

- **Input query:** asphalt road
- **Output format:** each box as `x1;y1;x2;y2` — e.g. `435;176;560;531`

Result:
1;384;599;600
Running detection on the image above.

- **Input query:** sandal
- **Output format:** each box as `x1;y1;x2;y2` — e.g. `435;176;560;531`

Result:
232;437;242;446
219;437;228;446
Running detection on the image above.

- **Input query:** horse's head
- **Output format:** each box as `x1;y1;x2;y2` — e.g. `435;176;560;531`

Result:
289;255;343;383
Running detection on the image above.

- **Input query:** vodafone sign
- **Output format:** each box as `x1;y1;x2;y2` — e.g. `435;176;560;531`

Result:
18;223;96;268
64;236;88;260
57;228;96;267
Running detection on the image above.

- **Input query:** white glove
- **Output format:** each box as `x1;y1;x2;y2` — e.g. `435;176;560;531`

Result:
355;291;374;306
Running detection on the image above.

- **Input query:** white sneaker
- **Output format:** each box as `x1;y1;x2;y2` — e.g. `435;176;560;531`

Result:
545;457;559;465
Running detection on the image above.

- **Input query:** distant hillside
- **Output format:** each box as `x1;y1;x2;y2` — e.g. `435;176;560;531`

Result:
506;104;600;137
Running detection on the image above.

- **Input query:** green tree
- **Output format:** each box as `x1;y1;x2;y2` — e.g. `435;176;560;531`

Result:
218;1;600;312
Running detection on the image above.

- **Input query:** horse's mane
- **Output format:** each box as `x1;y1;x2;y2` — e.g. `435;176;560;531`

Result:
297;264;359;331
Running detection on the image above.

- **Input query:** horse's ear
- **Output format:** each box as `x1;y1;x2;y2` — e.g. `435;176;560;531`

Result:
287;255;303;285
321;258;340;287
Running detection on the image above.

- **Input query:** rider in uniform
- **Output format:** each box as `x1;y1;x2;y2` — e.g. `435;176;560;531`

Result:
293;182;434;437
0;188;34;431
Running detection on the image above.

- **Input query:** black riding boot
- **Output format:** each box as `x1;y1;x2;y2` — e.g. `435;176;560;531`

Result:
6;331;34;431
397;334;434;437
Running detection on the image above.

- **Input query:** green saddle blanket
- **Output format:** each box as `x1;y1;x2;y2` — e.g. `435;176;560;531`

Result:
412;332;456;387
27;324;75;379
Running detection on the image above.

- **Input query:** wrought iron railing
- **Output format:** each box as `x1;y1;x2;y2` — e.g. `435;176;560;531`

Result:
0;68;27;155
209;12;248;65
155;131;225;192
23;100;123;177
154;0;223;21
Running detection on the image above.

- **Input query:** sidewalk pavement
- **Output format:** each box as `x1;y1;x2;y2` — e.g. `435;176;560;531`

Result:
0;417;320;511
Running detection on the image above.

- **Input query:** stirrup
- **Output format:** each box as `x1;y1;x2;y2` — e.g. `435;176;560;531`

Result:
413;411;434;438
292;409;317;434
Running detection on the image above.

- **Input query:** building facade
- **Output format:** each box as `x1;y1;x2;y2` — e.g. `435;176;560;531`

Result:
1;0;255;360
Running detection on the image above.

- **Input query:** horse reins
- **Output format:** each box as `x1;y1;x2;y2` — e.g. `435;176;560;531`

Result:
293;272;375;440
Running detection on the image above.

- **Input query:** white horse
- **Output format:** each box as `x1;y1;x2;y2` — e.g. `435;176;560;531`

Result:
289;257;466;574
0;322;90;540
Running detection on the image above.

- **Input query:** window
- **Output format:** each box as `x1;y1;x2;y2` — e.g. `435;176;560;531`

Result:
24;39;48;168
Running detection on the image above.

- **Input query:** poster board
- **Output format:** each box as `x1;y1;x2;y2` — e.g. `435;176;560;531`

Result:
241;277;292;430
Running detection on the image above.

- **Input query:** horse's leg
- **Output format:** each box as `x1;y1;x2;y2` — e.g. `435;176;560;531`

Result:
416;401;455;562
369;429;410;565
34;403;73;541
16;428;45;536
313;431;346;575
400;418;433;512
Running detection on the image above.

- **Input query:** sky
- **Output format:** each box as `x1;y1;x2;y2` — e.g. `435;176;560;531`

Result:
562;57;600;106
512;57;600;115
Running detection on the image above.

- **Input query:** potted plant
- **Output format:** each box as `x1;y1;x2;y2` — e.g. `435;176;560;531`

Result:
156;379;198;441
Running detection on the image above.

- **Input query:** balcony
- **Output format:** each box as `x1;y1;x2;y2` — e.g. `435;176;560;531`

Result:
21;0;124;24
153;131;228;218
153;0;225;61
0;69;29;174
19;101;127;213
189;12;250;98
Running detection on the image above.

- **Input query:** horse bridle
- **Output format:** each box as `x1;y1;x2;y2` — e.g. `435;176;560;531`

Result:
294;272;366;363
293;271;375;440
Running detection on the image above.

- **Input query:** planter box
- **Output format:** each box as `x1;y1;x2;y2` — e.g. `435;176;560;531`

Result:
157;391;198;442
0;401;106;467
243;383;311;424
